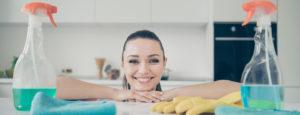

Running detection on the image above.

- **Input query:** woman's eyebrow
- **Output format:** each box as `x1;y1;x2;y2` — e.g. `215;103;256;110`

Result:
127;55;138;58
148;54;160;57
127;54;160;58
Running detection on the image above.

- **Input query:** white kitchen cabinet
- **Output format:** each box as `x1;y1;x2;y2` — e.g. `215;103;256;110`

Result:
42;0;95;23
0;0;95;23
213;0;277;22
0;0;39;23
151;0;210;23
95;0;151;23
1;0;211;24
95;0;210;24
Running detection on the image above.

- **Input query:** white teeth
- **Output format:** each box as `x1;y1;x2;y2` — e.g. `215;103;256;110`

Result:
136;78;151;82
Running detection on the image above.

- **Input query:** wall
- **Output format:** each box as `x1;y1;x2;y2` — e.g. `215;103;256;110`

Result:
278;0;300;103
0;24;212;81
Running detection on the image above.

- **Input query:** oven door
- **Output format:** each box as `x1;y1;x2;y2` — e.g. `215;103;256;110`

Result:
213;22;277;82
214;37;255;82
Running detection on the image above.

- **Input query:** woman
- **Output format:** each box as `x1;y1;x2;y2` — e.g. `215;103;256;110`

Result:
56;30;240;103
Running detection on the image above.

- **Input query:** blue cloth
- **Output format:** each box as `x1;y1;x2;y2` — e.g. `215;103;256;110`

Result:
30;92;116;115
215;106;300;115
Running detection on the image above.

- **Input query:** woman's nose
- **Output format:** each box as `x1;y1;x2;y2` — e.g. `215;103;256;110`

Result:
138;62;150;75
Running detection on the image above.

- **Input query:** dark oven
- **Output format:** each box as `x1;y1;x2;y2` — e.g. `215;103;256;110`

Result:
214;22;277;82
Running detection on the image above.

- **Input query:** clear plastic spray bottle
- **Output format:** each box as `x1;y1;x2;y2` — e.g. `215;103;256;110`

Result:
240;0;284;110
12;2;57;111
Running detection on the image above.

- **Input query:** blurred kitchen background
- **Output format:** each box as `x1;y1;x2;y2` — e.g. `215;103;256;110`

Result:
0;0;300;103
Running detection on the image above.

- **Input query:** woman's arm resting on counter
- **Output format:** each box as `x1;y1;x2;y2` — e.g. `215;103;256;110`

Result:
161;80;241;101
56;77;119;100
56;77;162;102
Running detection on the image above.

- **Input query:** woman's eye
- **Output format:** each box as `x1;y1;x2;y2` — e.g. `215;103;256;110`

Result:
129;60;138;64
149;59;159;63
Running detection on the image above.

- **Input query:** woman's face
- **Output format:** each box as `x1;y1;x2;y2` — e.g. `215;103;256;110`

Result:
122;38;166;91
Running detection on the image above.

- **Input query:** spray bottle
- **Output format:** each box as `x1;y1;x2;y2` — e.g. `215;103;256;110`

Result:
240;0;284;110
12;2;57;111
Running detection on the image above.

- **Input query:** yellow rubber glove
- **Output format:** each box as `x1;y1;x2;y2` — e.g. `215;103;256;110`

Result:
175;97;204;114
218;91;241;104
150;96;190;114
185;91;243;115
151;101;170;113
151;91;243;114
186;100;243;115
163;96;190;114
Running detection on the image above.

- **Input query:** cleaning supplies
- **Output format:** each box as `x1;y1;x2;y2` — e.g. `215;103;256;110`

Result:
215;106;300;115
240;0;283;110
30;92;117;115
151;96;190;114
151;91;243;115
12;2;57;111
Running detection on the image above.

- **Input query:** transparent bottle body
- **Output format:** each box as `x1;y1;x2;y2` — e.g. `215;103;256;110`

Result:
241;26;284;110
12;15;56;111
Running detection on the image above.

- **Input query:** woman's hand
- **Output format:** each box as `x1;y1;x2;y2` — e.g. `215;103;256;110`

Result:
160;88;177;101
134;90;162;103
113;89;162;103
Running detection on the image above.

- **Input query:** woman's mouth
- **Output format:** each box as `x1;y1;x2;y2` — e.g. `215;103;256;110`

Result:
134;77;154;84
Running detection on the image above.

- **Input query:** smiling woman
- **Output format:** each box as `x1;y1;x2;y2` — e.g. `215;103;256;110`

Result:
55;30;241;103
121;30;166;91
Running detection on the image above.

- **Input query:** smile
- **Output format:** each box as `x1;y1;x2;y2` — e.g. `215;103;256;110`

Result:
133;77;154;84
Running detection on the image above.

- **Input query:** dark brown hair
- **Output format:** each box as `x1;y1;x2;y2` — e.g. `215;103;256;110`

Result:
122;30;165;91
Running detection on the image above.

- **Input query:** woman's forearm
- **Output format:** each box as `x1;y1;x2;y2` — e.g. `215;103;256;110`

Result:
55;77;119;100
163;80;241;100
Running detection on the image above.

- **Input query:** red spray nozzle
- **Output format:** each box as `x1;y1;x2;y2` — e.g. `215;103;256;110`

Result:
242;0;277;26
22;2;58;27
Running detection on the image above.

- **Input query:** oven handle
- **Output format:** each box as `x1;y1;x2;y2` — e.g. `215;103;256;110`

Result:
215;37;253;41
215;37;275;41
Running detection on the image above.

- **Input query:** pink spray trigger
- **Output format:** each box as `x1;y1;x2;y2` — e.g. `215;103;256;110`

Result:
22;2;58;27
242;0;277;26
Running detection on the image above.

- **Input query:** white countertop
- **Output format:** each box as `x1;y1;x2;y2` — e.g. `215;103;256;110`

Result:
1;98;300;115
0;98;164;115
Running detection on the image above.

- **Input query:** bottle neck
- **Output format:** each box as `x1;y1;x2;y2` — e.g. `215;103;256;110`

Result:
23;16;45;57
252;25;276;58
29;15;43;28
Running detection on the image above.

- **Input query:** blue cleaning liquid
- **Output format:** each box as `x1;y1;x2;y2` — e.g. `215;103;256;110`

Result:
241;85;284;110
13;88;56;111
